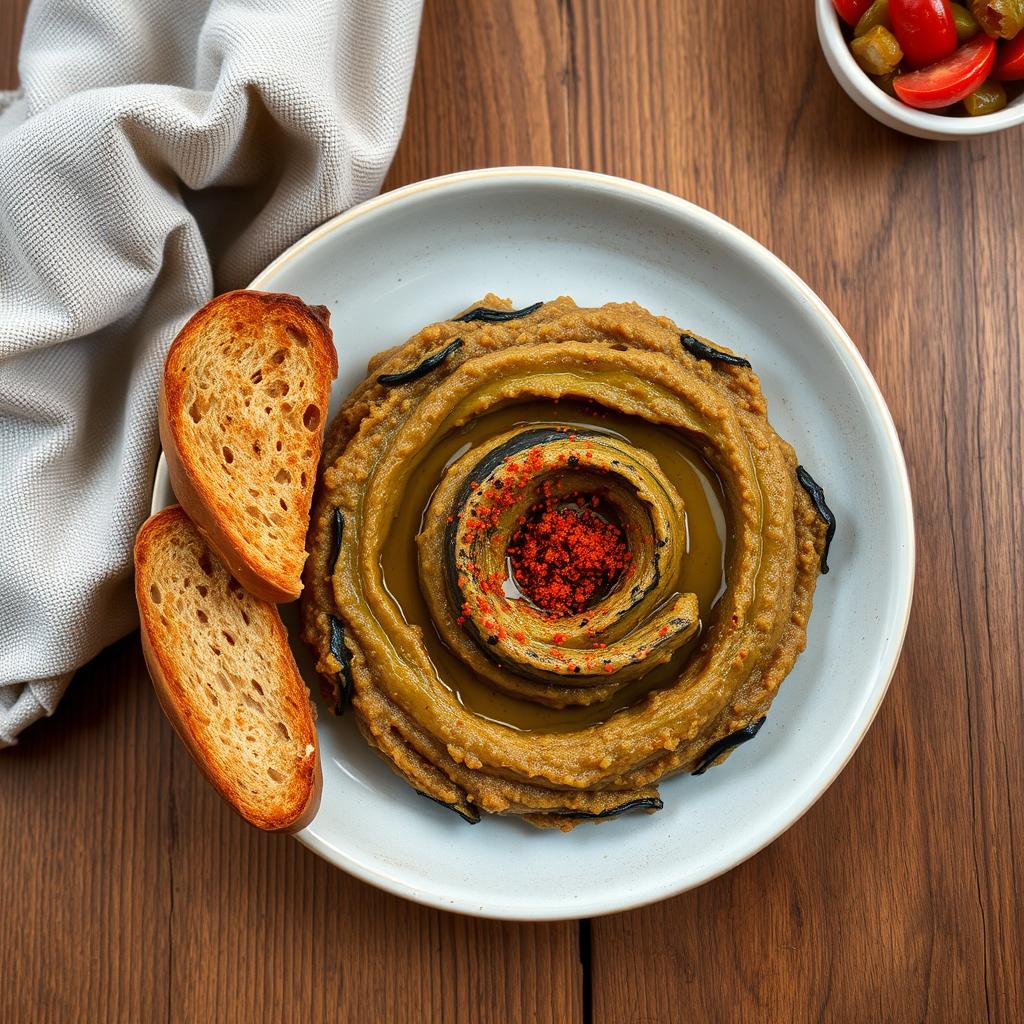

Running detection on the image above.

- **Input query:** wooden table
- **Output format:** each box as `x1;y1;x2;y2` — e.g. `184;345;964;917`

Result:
3;2;1022;1021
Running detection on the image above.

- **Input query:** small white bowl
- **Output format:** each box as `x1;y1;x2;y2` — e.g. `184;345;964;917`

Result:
816;0;1024;140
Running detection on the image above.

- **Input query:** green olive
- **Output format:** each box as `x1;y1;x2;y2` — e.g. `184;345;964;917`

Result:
872;70;900;97
951;3;981;40
850;25;904;76
970;0;1024;39
963;80;1008;114
855;0;891;37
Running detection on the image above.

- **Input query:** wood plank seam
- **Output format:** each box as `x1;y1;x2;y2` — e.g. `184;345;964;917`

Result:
939;346;994;1024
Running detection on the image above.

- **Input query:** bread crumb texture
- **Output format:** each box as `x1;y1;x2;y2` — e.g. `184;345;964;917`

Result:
138;509;316;827
170;294;332;590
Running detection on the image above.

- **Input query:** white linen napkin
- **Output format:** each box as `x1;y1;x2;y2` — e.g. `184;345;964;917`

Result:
0;0;423;746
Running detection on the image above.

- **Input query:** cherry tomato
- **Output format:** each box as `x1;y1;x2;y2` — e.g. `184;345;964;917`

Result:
889;0;959;67
893;32;997;105
993;31;1024;79
834;0;875;25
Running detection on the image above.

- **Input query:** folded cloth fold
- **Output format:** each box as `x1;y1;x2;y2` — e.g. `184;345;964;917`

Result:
0;0;423;746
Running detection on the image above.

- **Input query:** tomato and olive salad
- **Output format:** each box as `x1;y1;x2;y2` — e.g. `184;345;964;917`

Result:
834;0;1024;115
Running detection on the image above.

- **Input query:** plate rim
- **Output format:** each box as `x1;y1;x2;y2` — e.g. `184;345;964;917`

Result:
152;166;916;921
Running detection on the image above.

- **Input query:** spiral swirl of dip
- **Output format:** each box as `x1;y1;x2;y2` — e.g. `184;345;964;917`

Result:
302;296;831;829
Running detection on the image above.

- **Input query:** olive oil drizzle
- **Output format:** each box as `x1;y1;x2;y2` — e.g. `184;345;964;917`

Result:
378;399;729;732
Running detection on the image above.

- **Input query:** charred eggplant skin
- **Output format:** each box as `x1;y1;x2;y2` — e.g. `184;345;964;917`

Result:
414;789;481;824
329;507;344;575
328;615;354;713
377;338;464;386
796;466;837;574
559;796;664;820
455;301;543;323
691;717;767;775
679;332;752;368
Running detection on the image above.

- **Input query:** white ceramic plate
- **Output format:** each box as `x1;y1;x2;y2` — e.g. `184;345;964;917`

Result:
152;167;914;921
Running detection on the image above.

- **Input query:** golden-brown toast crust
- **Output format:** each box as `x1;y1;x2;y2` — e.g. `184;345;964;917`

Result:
160;290;337;604
135;506;322;832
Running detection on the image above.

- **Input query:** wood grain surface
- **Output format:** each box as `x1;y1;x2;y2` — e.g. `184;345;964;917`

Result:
2;1;1021;1022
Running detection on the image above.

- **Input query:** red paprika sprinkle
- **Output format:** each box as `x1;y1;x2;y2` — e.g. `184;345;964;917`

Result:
506;498;629;616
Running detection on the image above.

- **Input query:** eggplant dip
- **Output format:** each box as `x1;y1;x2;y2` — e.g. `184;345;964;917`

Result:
301;296;834;830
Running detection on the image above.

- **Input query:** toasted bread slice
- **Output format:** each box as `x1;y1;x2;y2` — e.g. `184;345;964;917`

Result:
135;506;321;832
160;290;337;603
